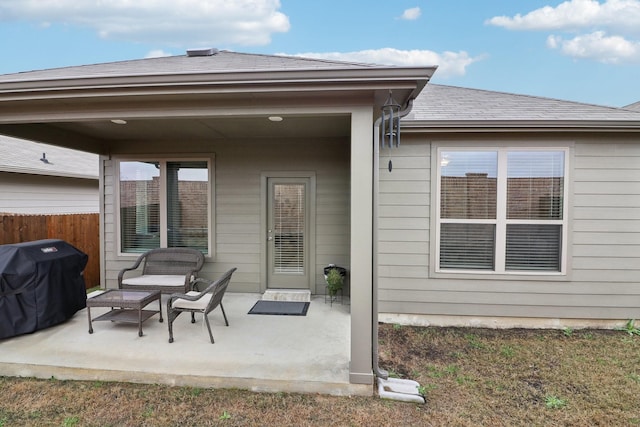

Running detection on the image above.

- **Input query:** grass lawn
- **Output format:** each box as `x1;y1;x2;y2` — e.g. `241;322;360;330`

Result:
1;323;640;426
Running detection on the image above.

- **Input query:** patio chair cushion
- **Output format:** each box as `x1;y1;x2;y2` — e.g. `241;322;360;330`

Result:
172;291;211;310
121;274;191;287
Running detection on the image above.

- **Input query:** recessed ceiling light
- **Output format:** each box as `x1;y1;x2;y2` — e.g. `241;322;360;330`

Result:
268;116;283;122
110;119;127;125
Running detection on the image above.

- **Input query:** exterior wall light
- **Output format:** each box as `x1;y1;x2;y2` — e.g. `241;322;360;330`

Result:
380;91;400;149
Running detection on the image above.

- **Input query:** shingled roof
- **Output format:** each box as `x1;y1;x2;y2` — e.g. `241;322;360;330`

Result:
0;135;98;180
625;101;640;112
1;50;638;132
410;84;640;126
0;50;379;83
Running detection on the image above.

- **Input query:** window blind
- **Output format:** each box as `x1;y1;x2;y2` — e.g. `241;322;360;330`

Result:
119;161;160;253
440;223;495;270
273;184;305;274
506;224;562;271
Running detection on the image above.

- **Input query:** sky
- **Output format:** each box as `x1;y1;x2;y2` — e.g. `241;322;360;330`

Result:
0;0;639;108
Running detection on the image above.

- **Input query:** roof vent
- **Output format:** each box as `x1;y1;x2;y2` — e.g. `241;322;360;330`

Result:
186;48;219;57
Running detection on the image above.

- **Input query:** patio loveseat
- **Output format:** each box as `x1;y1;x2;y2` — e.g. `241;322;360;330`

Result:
118;248;204;294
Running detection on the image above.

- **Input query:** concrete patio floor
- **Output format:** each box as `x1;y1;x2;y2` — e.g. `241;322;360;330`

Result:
0;293;372;396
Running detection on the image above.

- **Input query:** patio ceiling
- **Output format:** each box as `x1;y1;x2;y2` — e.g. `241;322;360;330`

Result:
0;114;352;154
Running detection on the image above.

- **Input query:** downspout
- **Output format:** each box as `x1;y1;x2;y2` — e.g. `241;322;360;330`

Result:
372;100;426;403
372;112;387;380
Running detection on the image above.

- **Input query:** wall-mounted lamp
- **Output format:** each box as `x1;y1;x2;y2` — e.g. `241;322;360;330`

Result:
380;90;401;149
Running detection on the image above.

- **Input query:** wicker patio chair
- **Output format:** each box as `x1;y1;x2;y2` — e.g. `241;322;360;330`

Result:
118;247;205;294
167;268;237;344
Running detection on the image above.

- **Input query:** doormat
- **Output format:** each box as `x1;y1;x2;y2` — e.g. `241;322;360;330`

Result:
248;300;310;316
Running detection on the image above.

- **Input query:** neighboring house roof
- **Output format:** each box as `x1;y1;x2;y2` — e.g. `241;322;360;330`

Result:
625;101;640;112
408;84;640;131
0;135;98;180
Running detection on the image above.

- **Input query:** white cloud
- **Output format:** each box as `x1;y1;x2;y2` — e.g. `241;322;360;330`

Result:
547;31;640;63
145;49;173;58
0;0;290;47
400;7;421;21
487;0;640;64
283;48;482;78
487;0;640;33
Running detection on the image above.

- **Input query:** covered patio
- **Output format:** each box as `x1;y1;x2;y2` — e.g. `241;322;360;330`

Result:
0;292;366;396
0;50;435;390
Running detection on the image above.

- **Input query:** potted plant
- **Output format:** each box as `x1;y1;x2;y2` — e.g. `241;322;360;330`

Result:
325;267;344;297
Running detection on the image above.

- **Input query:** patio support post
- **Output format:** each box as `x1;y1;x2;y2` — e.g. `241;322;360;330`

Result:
349;107;374;385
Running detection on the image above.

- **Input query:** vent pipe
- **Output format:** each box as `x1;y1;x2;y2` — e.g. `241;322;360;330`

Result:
186;48;219;57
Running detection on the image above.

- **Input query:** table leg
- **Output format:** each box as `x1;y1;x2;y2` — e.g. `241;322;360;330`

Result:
138;308;144;337
87;306;93;334
158;296;164;323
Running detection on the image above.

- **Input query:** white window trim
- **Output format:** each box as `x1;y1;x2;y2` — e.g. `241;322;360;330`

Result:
434;146;569;276
114;155;215;258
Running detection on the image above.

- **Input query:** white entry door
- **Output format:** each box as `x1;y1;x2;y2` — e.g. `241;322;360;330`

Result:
267;178;311;289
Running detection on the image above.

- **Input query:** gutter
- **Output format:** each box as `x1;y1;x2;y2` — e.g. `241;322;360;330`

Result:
372;100;425;404
0;67;433;103
402;120;640;133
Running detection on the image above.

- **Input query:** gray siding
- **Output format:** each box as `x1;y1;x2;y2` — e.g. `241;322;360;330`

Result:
378;135;640;320
102;138;350;294
0;171;98;214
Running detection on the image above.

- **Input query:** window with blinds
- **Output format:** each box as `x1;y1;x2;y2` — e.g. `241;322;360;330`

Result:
118;159;210;254
505;151;564;271
167;161;208;253
437;148;567;274
273;183;305;274
119;161;160;253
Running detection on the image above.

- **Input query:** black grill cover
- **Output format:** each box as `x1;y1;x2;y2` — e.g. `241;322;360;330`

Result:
0;239;88;339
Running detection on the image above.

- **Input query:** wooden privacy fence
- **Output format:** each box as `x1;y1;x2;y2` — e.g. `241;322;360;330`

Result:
0;213;100;289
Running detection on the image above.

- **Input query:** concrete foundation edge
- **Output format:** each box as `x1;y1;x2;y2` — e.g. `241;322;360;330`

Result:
379;313;634;330
0;362;373;397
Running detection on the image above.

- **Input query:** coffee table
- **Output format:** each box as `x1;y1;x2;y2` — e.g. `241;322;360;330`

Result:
87;289;163;337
